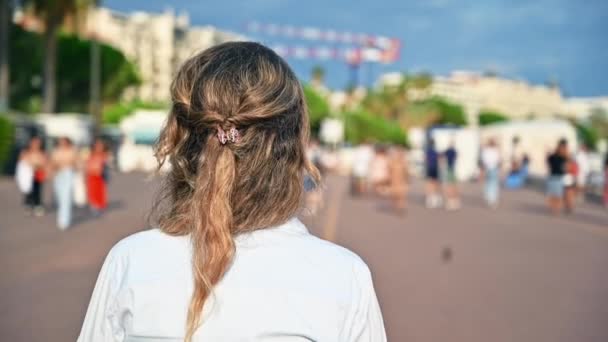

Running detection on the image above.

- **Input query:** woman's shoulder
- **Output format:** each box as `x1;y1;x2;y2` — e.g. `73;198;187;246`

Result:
286;222;371;275
108;229;188;262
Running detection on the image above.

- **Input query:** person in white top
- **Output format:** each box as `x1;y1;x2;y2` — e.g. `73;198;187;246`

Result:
351;141;374;195
574;144;590;200
368;146;390;194
78;42;386;342
480;138;502;208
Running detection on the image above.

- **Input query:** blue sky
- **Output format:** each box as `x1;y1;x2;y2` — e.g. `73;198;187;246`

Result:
105;0;608;97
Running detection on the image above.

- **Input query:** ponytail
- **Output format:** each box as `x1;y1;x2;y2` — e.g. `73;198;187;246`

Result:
184;136;237;341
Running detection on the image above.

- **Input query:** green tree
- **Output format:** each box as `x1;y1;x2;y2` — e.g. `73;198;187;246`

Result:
0;114;15;172
572;121;598;150
311;65;325;85
360;72;432;122
23;0;98;113
589;107;608;139
343;110;407;146
417;96;467;126
478;110;509;126
409;72;432;90
303;84;330;134
9;24;140;113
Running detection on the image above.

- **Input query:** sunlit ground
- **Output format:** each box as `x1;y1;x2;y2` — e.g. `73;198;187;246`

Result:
0;172;607;342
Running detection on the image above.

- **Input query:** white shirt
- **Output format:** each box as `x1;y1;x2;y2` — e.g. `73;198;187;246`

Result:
481;146;501;170
575;151;590;185
352;145;374;177
78;218;386;342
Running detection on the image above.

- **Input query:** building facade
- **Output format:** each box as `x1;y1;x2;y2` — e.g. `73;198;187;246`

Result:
563;97;608;120
87;7;244;102
378;71;567;125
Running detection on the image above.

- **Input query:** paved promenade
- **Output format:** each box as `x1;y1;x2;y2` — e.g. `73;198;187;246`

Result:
1;172;606;341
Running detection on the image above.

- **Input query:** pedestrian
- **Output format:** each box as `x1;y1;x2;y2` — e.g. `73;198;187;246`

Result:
510;136;524;171
78;42;386;342
18;136;47;216
546;139;568;215
73;147;88;208
425;138;441;208
443;141;460;210
351;140;374;195
480;138;501;208
369;145;390;195
388;145;408;214
51;137;77;230
564;154;578;213
574;144;590;201
86;138;108;216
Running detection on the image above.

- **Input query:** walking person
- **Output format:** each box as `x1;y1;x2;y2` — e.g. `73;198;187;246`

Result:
424;138;441;208
563;154;578;213
369;145;390;195
19;136;48;216
574;144;590;201
443;142;460;210
86;138;108;216
51;137;77;230
546;139;568;215
78;42;386;342
388;146;408;214
351;140;374;196
480;139;501;208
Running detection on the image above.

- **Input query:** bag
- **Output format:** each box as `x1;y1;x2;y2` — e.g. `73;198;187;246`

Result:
73;171;87;207
15;161;34;194
562;174;574;187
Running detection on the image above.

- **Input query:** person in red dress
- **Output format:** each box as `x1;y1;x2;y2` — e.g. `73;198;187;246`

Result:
86;139;108;215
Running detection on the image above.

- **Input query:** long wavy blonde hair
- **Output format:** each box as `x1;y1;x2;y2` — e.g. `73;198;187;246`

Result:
153;42;319;341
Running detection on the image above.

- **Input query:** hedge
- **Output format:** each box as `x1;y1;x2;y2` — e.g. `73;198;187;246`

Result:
303;85;330;134
479;111;509;126
0;115;15;171
343;110;408;146
103;100;168;124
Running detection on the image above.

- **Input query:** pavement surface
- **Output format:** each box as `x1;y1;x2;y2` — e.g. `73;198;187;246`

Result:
0;172;607;342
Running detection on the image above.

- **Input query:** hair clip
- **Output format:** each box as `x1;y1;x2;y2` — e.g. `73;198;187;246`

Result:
217;127;240;145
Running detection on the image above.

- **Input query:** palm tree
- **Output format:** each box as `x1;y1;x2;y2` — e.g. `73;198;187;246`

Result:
0;0;13;111
23;0;96;113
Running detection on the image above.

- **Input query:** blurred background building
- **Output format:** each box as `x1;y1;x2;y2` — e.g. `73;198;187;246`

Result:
86;7;244;102
380;71;568;125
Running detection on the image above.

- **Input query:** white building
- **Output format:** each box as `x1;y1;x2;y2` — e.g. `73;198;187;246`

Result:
87;7;244;102
563;97;608;120
378;71;567;125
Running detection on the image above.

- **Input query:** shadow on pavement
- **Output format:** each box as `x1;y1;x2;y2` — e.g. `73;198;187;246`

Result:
70;200;125;227
517;202;608;228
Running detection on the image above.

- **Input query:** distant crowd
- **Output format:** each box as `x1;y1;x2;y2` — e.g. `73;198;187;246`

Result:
305;137;608;216
15;136;110;230
14;134;608;229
